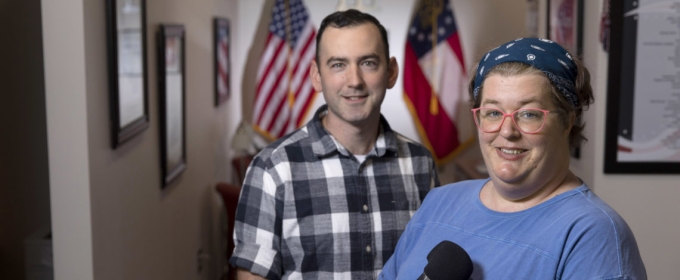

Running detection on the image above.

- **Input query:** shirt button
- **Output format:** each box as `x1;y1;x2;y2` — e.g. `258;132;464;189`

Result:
363;204;368;211
366;245;372;253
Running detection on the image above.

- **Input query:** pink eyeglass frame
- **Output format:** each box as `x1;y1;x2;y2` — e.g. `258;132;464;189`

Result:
471;107;551;134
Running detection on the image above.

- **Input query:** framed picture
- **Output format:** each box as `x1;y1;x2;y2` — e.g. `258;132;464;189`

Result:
546;0;583;56
106;0;149;149
546;0;583;159
157;24;187;187
604;0;680;174
214;17;231;106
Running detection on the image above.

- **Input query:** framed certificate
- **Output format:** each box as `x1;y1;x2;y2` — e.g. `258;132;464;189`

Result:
106;0;149;148
157;24;187;187
604;0;680;174
546;0;583;159
546;0;583;56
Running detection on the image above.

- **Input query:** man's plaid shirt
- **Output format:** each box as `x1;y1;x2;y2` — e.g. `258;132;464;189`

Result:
230;105;439;279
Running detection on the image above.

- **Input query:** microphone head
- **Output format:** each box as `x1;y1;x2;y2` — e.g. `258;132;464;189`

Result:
423;241;473;280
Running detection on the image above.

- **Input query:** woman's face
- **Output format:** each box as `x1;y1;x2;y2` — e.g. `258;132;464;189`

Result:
478;73;572;200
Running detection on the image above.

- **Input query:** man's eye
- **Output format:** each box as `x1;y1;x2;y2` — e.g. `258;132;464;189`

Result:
362;61;377;67
331;63;344;68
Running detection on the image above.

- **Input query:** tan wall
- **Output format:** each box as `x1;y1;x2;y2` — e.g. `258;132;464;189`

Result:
43;0;240;279
85;0;239;279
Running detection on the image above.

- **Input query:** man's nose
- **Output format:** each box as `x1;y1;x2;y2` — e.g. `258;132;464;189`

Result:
345;65;364;88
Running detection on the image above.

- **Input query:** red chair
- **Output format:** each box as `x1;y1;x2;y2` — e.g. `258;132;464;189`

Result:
216;155;253;279
216;182;241;280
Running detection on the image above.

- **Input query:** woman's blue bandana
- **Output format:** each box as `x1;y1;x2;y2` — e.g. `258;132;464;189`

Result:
472;38;579;107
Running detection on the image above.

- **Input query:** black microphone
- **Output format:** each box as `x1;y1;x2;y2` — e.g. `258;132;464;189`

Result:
417;240;473;280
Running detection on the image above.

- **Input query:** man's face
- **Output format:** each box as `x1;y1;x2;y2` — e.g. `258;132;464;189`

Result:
310;23;398;128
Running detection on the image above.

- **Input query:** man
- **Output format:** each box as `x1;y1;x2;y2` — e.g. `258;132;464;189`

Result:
230;9;439;279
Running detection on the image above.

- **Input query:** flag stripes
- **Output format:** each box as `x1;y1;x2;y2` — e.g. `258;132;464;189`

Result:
253;0;317;140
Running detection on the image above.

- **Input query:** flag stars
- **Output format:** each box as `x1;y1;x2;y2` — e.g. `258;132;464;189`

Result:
410;26;417;36
445;16;452;25
418;33;425;41
438;27;446;36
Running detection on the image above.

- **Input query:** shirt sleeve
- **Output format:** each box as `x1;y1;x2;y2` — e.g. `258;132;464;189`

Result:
229;155;283;279
559;210;647;280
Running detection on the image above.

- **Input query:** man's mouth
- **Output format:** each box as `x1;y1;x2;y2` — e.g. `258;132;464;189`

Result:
344;95;367;101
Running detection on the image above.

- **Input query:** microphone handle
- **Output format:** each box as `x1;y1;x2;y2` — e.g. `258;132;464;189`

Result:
417;274;430;280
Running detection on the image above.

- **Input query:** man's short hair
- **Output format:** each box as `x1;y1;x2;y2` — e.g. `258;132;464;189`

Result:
316;9;390;64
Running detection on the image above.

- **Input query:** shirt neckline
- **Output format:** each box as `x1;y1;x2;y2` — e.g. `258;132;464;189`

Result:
473;179;588;217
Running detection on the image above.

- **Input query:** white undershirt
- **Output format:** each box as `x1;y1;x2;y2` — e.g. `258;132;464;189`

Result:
354;154;367;164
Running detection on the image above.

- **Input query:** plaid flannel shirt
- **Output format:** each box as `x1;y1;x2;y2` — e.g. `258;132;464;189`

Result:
230;105;439;279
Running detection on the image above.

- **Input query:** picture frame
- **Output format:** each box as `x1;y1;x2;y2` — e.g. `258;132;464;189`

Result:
546;0;583;159
214;17;231;106
603;0;680;174
157;24;187;187
546;0;583;56
106;0;149;149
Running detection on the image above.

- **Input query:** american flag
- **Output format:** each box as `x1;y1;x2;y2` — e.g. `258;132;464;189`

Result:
252;0;317;140
403;0;472;164
216;18;230;105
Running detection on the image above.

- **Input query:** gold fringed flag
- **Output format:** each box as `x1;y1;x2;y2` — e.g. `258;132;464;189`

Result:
403;0;473;164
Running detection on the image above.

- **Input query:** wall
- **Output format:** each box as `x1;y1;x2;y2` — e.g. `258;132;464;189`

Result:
42;0;94;278
570;0;680;278
42;0;239;279
0;1;51;279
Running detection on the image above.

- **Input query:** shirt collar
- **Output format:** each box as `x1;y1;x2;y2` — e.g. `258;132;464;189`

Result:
307;105;398;158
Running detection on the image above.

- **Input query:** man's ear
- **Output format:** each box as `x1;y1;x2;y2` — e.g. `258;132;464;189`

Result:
310;59;323;92
386;57;399;89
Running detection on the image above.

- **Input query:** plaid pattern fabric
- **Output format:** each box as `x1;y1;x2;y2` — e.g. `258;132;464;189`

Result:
230;105;439;279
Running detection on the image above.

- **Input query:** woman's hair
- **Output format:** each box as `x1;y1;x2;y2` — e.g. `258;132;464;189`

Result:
468;56;594;149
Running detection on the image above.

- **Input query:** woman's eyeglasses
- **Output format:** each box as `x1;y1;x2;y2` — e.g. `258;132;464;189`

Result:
471;107;551;134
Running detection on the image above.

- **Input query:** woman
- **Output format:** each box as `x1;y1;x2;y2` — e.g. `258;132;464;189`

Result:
379;38;647;279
